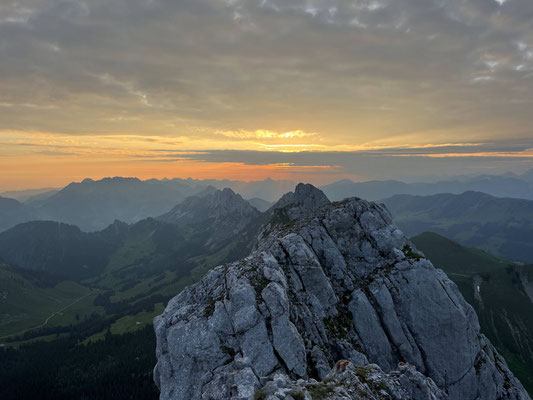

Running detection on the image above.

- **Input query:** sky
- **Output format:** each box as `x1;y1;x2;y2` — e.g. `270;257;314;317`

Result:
0;0;532;190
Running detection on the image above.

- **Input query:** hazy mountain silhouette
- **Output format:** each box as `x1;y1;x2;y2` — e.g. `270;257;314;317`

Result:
32;177;208;231
0;178;296;232
196;177;296;202
0;196;41;232
383;191;533;262
0;188;59;203
322;173;533;201
247;197;273;212
5;172;533;234
158;188;263;254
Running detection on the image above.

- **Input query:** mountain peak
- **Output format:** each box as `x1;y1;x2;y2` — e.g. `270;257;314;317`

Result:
295;182;326;197
154;196;529;399
158;188;261;251
214;187;240;201
202;188;258;217
161;187;256;220
273;183;330;219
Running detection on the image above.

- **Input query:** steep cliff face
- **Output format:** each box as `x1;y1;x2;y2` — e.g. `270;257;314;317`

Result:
153;185;530;400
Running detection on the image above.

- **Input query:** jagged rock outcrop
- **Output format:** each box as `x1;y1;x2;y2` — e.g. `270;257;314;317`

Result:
160;188;259;229
256;360;445;400
158;188;261;251
153;184;530;400
273;183;330;220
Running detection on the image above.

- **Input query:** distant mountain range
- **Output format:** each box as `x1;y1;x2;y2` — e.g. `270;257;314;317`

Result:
246;197;273;212
2;174;533;261
198;177;296;202
2;170;533;232
413;232;533;392
0;178;207;232
382;191;533;263
33;178;209;232
0;187;59;203
322;169;533;201
0;177;296;232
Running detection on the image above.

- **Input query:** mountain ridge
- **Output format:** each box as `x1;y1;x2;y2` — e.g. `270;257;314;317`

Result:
382;191;533;263
0;196;39;232
4;172;533;233
321;174;533;201
153;184;529;400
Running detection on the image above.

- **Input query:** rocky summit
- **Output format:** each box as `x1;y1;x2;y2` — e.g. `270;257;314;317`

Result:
158;188;261;252
159;187;260;231
153;184;530;400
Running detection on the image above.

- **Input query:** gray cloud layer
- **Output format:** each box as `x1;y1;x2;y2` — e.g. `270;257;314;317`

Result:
131;136;533;180
1;0;532;177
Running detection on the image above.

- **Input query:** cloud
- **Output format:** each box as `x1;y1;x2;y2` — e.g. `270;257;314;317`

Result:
1;128;532;188
0;0;533;185
215;129;316;140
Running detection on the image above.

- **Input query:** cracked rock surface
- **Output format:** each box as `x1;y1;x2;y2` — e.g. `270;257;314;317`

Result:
255;360;445;400
153;185;530;400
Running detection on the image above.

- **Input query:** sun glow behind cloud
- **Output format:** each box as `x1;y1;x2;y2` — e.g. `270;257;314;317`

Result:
1;0;533;189
2;129;515;160
216;129;316;140
1;127;532;191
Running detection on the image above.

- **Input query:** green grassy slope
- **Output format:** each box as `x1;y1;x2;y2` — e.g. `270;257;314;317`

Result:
412;232;533;394
0;215;255;346
0;261;97;339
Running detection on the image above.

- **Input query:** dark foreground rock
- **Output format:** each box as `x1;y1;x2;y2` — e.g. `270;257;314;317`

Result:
154;185;530;400
254;360;445;400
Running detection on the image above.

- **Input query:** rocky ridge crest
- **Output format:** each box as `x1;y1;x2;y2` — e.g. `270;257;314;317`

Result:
160;188;259;227
158;188;261;252
154;184;530;400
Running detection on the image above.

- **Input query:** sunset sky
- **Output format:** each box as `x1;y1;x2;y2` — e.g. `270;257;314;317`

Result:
1;0;532;190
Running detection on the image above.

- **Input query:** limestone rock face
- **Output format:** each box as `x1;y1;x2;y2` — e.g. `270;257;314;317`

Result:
257;360;446;400
273;183;330;220
153;186;530;400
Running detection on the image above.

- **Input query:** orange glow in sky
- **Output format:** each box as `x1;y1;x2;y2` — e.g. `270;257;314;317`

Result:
1;127;532;191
